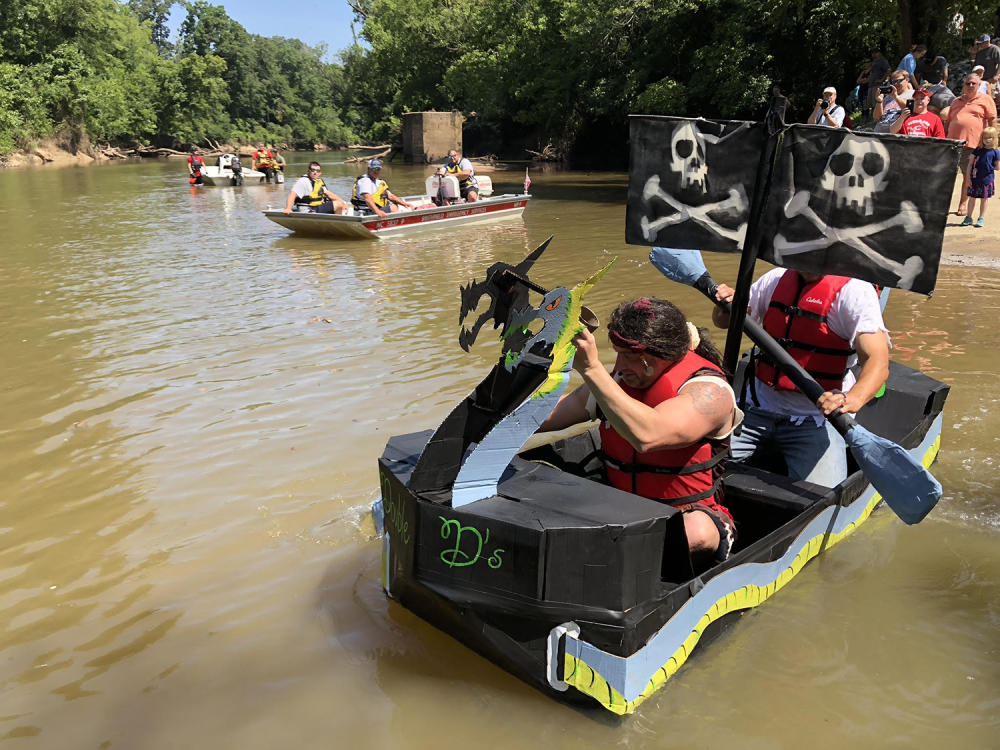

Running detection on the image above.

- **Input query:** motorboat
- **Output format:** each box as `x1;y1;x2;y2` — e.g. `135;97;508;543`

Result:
262;175;529;239
200;154;266;186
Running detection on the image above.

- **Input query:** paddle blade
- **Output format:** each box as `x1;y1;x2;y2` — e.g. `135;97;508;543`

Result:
845;424;942;524
649;247;708;286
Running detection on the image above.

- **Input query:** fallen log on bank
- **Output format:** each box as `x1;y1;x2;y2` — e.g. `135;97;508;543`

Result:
345;147;392;163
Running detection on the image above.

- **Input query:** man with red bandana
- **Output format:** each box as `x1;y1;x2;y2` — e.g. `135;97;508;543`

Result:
539;298;742;564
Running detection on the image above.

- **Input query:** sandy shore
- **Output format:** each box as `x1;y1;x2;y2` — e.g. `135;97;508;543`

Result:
940;174;1000;269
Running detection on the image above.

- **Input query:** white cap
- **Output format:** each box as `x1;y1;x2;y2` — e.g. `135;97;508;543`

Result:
973;64;985;72
823;86;837;95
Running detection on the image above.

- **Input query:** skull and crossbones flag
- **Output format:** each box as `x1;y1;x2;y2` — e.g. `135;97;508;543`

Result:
626;115;765;253
759;126;961;294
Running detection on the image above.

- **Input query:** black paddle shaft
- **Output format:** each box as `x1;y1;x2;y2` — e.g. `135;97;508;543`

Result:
691;271;855;437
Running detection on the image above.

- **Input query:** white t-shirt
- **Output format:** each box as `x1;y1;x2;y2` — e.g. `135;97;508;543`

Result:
355;174;381;197
453;157;478;187
291;176;314;197
747;269;889;422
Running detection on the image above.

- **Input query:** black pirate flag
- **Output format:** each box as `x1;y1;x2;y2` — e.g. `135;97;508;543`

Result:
759;126;961;295
626;115;765;253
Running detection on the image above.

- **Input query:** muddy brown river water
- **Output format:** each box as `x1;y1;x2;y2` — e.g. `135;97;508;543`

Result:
1;158;998;748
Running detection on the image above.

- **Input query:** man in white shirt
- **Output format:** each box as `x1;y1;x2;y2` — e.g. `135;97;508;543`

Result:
809;86;846;127
351;159;414;218
713;270;890;487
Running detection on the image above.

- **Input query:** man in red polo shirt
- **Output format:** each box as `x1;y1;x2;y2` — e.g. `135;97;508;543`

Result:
948;72;998;216
890;87;946;137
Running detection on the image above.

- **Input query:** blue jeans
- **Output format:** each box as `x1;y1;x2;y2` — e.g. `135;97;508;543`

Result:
730;406;847;488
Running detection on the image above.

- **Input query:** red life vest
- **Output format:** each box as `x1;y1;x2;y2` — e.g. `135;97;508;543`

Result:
756;272;855;391
188;155;204;172
599;350;730;506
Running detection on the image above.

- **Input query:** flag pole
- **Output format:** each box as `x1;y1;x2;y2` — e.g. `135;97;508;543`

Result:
722;88;787;375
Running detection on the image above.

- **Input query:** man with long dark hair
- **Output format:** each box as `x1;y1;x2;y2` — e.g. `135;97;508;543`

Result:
539;298;741;563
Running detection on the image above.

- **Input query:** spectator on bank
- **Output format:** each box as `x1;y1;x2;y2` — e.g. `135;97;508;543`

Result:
867;51;891;114
961;127;1000;227
974;35;1000;92
897;44;927;84
922;57;956;124
972;65;990;94
874;72;913;132
948;73;998;216
890;88;946;137
809;86;846;127
857;62;873;118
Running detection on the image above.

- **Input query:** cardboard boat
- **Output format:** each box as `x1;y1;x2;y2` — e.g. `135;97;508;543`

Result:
373;241;948;715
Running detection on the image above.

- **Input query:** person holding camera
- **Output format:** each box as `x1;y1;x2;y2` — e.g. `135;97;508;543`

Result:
873;72;913;132
810;86;846;127
889;88;945;138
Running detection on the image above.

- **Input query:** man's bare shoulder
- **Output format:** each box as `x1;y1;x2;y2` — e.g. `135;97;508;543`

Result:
682;379;734;419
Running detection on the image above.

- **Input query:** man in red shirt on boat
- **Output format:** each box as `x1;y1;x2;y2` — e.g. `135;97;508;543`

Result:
187;147;204;185
713;270;890;487
539;298;742;564
351;159;414;218
252;143;276;182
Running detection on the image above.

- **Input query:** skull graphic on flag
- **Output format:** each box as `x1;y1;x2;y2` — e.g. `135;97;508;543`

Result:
759;127;960;294
626;116;765;253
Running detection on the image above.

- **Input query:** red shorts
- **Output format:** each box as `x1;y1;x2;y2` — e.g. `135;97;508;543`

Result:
672;497;736;562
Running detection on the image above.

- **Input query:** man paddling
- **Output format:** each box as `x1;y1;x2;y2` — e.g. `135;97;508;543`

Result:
713;271;890;487
539;298;742;564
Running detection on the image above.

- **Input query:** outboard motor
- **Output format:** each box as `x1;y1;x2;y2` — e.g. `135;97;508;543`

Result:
230;157;244;186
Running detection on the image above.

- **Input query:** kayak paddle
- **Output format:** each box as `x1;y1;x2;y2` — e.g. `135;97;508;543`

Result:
649;246;942;525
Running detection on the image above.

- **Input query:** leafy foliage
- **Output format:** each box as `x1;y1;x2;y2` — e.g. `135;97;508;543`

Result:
0;0;992;161
0;0;357;155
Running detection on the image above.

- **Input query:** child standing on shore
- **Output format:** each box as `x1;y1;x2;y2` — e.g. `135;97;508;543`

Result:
964;127;1000;227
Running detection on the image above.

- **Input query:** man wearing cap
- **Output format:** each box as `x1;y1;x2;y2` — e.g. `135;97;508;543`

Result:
948;72;998;216
974;34;1000;91
351;159;414;218
890;88;946;137
809;87;846;127
972;65;990;94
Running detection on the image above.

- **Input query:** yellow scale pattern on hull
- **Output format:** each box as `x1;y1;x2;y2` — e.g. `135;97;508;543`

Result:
564;436;942;715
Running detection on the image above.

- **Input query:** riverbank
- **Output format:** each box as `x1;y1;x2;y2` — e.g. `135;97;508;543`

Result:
0;139;340;170
4;144;998;270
